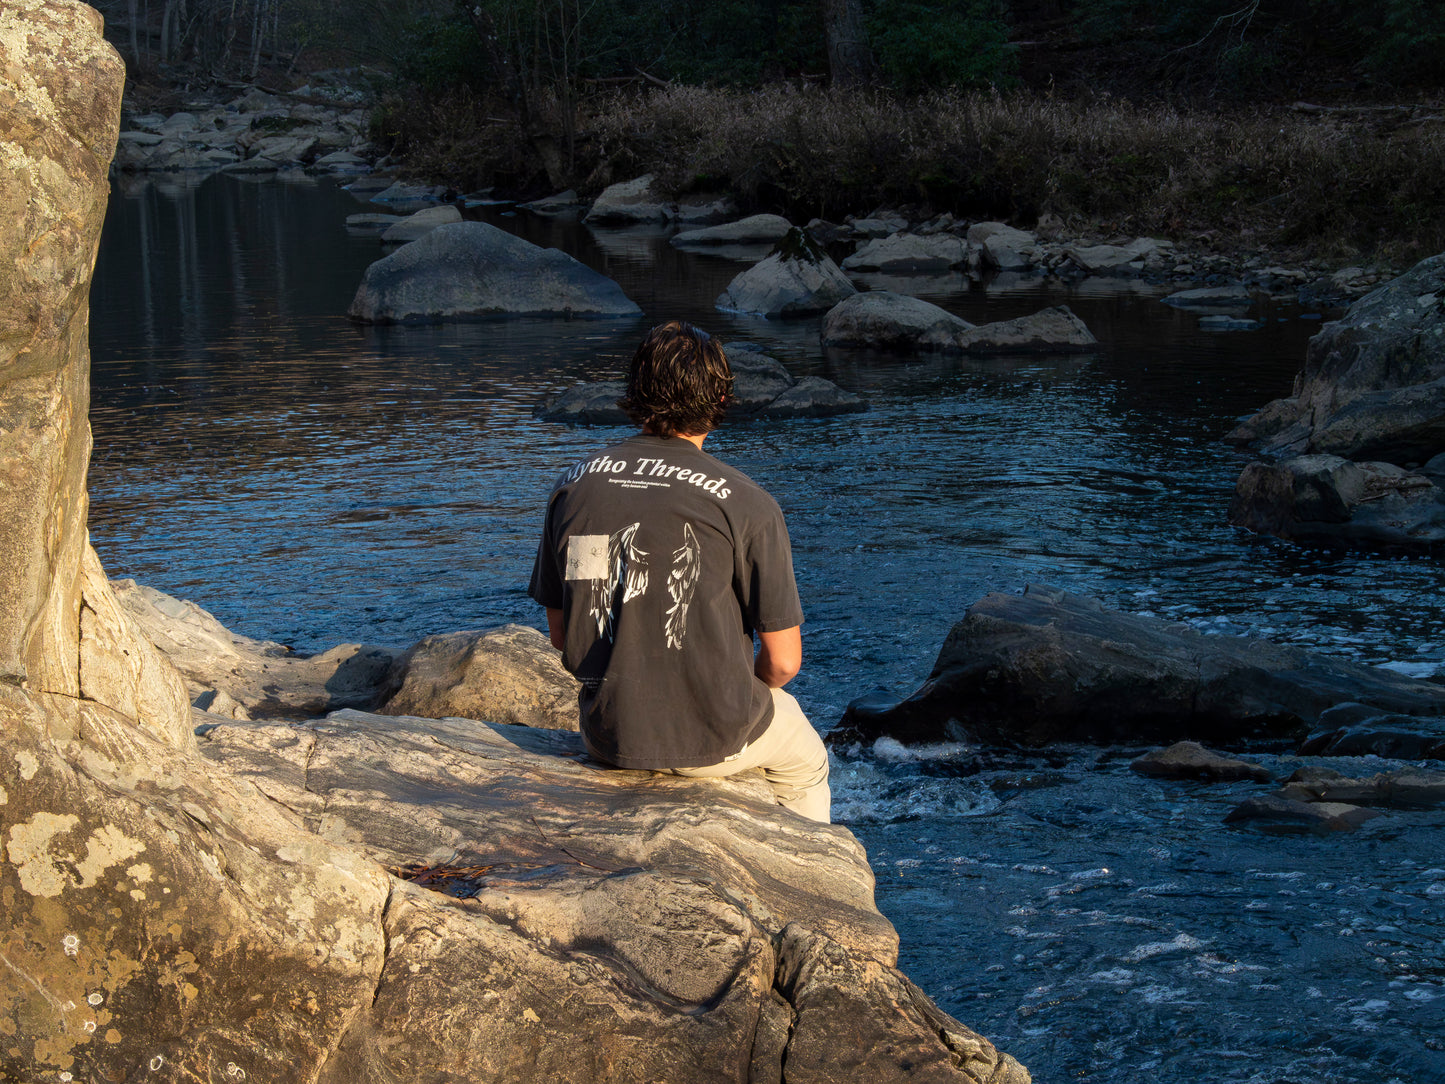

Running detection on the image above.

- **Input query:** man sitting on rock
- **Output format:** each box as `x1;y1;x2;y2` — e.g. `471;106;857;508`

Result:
528;320;831;822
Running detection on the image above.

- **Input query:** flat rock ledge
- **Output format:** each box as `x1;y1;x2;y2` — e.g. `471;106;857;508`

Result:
347;221;641;323
832;584;1445;751
536;343;867;424
822;292;1098;355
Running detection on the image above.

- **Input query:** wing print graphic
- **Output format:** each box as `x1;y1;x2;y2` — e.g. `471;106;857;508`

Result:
587;523;647;642
665;523;701;650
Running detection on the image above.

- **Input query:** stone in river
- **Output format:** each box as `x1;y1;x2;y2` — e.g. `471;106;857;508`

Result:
831;585;1445;750
584;173;676;223
822;291;975;351
954;305;1097;354
1224;795;1382;834
1131;741;1273;783
347;221;642;323
671;213;794;247
380;203;462;243
716;228;857;317
1275;765;1445;809
1228;454;1445;553
761;375;868;419
841;233;969;272
1228;253;1445;464
1162;285;1253;308
1300;703;1445;760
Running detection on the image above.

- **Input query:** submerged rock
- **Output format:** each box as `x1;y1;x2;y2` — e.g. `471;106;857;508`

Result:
1224;795;1382;834
347;221;641;323
1131;741;1272;783
832;585;1445;750
716;228;857;317
671;213;793;247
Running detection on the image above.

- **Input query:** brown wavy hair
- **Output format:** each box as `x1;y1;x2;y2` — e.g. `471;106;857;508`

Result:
617;321;734;438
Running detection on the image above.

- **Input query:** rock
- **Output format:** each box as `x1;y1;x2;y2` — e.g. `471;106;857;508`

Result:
371;181;448;205
520;189;582;215
348;221;642;323
313;150;370;173
1228;454;1445;552
1223;795;1382;834
584;173;676;224
346;212;404;229
831;585;1445;749
822;294;1096;355
536;347;866;424
1199;315;1262;331
980;236;1033;273
380;204;464;243
1275;766;1445;809
1300;703;1445;759
822;292;975;351
1065;238;1166;276
762;376;868;419
966;222;1037;250
671;213;794;247
249;133;317;164
1162;285;1253;308
842;233;969;272
849;212;910;238
113;580;400;719
726;345;799;410
677;193;738;224
534;380;630;424
954;306;1097;354
1130;741;1272;783
376;625;580;730
222;155;281;174
716;228;857;318
1228;253;1445;463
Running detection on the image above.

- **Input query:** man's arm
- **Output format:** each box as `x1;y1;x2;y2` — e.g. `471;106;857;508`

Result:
755;626;801;688
546;607;565;651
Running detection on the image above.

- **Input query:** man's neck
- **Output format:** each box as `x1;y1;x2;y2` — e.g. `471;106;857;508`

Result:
642;427;707;451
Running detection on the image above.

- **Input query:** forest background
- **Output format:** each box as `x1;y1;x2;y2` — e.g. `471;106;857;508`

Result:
94;0;1445;267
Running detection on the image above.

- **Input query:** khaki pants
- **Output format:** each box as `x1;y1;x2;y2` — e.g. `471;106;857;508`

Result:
671;688;832;823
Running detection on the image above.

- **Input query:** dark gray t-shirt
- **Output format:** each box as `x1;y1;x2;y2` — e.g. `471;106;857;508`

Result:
528;434;803;769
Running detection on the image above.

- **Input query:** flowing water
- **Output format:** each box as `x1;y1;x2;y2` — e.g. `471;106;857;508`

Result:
89;173;1445;1082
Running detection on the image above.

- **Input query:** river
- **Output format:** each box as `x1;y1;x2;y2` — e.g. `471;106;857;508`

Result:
89;172;1445;1083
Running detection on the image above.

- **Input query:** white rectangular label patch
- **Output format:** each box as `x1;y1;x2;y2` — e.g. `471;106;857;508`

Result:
565;534;609;580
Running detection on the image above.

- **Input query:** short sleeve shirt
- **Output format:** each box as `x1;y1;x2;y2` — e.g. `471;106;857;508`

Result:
528;434;802;768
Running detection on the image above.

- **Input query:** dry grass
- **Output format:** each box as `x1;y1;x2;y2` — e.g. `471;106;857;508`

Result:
585;85;1445;264
379;82;1445;265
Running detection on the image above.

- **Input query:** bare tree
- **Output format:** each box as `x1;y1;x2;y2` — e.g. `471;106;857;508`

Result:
824;0;876;87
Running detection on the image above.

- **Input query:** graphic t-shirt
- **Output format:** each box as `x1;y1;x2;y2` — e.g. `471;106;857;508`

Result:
528;434;803;769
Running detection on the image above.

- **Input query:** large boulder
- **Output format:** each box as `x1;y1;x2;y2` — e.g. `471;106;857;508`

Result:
375;624;580;730
822;293;1097;355
584;174;676;224
822;292;975;351
347;221;642;323
1228;253;1445;464
841;233;969;272
716;228;857;318
832;585;1445;750
1228;454;1445;552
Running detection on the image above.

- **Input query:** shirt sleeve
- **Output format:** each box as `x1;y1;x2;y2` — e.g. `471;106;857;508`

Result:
527;497;565;610
735;496;803;633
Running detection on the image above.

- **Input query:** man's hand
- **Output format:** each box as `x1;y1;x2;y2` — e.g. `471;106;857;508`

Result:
755;626;802;688
546;607;565;651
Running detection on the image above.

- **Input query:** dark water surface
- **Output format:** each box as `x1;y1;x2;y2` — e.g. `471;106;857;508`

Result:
90;174;1445;1082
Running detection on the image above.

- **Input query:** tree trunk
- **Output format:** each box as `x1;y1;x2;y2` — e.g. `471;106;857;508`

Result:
824;0;877;87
